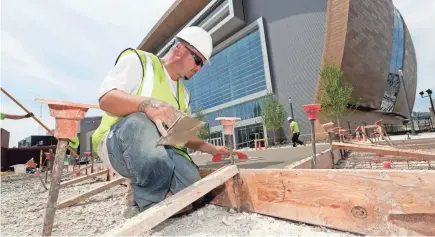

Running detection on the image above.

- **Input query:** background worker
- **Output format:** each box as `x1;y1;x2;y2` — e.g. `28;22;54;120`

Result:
1;112;33;120
288;117;304;147
92;26;229;212
68;135;80;165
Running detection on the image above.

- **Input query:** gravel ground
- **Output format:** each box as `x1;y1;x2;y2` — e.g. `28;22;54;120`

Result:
1;173;359;236
149;205;359;236
1;173;129;236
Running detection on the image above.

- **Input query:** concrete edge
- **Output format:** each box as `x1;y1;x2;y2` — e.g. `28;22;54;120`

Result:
285;147;342;169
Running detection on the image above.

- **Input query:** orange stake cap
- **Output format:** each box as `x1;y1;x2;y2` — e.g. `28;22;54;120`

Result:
35;98;98;139
215;117;241;135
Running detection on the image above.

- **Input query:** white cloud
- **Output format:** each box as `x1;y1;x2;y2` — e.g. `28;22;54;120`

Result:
1;30;79;92
393;0;435;112
1;0;175;147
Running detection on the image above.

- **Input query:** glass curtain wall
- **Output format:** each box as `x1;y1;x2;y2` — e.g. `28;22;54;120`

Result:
380;7;405;112
184;30;267;113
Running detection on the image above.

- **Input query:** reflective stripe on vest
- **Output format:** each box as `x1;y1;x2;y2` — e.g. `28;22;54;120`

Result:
91;48;193;163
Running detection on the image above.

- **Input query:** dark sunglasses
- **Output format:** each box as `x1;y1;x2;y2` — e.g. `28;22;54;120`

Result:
173;38;203;66
185;46;204;67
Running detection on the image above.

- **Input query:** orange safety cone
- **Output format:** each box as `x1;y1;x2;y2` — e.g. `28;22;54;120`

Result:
257;143;262;150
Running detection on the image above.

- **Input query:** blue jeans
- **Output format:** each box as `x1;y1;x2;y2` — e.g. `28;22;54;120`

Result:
106;112;201;211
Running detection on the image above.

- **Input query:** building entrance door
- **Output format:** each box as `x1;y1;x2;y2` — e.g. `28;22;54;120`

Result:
235;123;264;149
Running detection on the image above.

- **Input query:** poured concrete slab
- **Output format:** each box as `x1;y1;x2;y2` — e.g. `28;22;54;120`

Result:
191;144;330;169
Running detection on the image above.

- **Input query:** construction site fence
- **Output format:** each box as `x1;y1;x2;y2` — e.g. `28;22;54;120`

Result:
1;145;57;171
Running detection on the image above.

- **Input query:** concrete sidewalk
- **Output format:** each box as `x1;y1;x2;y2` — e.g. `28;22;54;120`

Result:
191;144;330;169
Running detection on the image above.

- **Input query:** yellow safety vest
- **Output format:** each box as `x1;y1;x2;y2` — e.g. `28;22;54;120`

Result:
92;48;192;162
68;136;79;149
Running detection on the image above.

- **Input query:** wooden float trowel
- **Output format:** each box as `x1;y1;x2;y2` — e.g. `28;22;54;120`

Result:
156;115;205;147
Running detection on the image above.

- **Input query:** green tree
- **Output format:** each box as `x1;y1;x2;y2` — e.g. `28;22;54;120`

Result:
318;61;355;140
261;93;286;145
195;110;209;140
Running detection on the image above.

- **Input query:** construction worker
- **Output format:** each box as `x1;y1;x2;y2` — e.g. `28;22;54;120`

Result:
68;135;80;165
288;117;304;147
92;27;229;212
1;112;33;120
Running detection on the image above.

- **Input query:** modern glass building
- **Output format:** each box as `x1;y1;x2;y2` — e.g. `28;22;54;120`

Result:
137;0;417;148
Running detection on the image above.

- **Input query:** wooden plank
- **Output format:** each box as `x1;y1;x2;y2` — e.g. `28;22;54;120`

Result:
200;168;435;236
57;177;126;209
332;142;435;160
105;165;239;236
61;165;92;178
59;169;108;188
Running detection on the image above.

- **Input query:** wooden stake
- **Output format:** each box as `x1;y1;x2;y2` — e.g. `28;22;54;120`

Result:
59;169;108;188
332;142;435;160
42;140;68;236
200;168;435;236
105;165;239;236
57;177;126;209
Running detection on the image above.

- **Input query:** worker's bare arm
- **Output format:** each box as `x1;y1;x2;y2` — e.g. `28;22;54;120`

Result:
185;136;229;156
99;89;183;136
5;113;33;120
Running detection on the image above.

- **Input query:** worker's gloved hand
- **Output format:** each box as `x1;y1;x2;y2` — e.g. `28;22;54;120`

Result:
140;99;184;137
25;112;34;118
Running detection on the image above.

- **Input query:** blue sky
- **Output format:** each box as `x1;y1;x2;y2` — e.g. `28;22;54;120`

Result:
1;0;434;147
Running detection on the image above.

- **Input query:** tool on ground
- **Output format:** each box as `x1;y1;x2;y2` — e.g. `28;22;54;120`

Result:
35;169;48;191
156;115;205;147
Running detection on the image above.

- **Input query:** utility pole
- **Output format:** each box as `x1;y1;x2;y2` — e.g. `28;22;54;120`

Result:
398;69;417;135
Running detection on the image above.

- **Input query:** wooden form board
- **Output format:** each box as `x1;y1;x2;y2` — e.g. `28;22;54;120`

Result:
104;165;239;236
199;168;435;236
59;169;108;188
332;142;435;161
57;177;126;209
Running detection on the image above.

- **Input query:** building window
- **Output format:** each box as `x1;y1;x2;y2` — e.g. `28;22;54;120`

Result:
380;7;405;112
184;30;267;113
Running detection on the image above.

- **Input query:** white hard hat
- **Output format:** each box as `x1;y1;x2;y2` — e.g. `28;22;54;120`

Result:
175;26;213;64
287;117;293;121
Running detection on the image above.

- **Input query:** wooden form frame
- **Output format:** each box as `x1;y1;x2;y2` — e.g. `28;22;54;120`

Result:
199;168;435;236
59;169;109;188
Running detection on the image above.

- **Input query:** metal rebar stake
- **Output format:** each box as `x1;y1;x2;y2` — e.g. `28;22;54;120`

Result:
225;134;240;212
328;131;334;168
310;120;317;168
303;104;321;169
217;117;241;212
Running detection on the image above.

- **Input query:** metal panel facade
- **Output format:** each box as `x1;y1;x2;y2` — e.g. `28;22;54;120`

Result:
243;0;328;140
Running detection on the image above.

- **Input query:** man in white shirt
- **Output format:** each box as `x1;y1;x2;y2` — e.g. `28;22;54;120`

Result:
93;27;229;212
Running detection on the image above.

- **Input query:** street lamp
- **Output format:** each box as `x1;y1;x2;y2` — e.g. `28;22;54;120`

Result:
288;96;294;119
419;89;435;118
